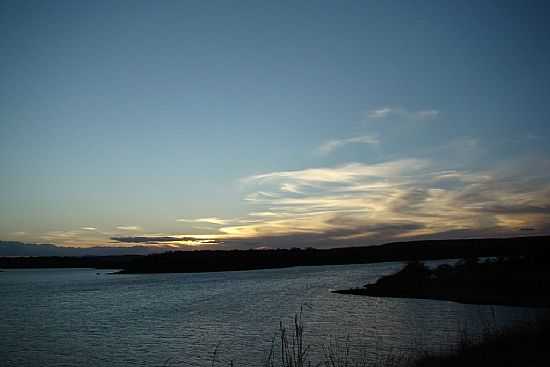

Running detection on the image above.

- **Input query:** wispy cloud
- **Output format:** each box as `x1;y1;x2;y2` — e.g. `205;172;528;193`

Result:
318;135;379;154
367;106;439;121
280;183;303;193
43;230;80;238
368;107;394;119
115;226;141;231
415;109;439;119
26;156;550;249
110;235;221;246
231;158;550;245
248;159;427;185
249;211;285;217
177;217;232;225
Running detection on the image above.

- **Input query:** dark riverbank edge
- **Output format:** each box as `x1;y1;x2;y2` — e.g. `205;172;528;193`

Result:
117;236;550;274
333;256;550;308
332;288;550;308
1;236;549;274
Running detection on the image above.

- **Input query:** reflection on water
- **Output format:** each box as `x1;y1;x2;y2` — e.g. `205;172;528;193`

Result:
0;263;542;367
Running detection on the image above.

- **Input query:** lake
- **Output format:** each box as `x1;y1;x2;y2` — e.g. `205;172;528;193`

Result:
0;263;543;366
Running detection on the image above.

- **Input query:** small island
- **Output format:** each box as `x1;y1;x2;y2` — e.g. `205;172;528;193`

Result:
334;256;550;308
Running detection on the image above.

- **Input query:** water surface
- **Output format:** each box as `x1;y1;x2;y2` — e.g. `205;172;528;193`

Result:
0;263;542;366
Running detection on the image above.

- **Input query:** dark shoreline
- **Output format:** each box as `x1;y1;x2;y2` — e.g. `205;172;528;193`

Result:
107;235;550;274
332;288;550;308
333;256;550;308
1;236;548;275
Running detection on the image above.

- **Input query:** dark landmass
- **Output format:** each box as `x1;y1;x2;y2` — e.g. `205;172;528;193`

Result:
1;236;548;273
0;241;177;257
118;235;549;274
334;255;550;307
0;255;142;269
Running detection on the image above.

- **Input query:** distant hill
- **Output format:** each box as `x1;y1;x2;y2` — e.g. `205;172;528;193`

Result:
0;241;175;257
1;236;548;272
118;235;550;274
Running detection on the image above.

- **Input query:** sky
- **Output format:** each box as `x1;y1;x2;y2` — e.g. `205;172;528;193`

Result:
1;0;550;249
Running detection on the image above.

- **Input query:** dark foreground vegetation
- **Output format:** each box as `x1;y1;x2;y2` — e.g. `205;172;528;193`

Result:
202;309;549;367
334;255;550;307
411;319;550;367
1;236;548;274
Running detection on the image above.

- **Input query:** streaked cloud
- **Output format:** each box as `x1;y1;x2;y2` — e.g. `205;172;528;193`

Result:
415;109;439;119
26;157;550;249
110;235;221;246
249;211;283;217
367;106;439;120
115;226;141;231
318;135;379;154
177;217;233;225
280;183;303;193
43;230;80;239
248;159;427;185
368;107;394;119
38;230;96;247
230;158;550;246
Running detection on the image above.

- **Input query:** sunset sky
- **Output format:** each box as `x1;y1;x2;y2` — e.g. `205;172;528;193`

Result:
1;1;549;249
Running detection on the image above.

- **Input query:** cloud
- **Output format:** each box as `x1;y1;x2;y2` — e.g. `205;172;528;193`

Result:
232;158;550;246
368;107;393;119
249;211;283;217
367;106;439;121
33;155;549;250
81;227;97;231
110;235;221;246
247;159;427;186
415;109;439;119
318;135;379;154
43;230;80;239
280;183;302;193
10;231;27;236
115;226;141;231
176;217;236;225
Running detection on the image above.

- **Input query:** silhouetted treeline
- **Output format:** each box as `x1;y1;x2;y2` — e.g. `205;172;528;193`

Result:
118;236;549;274
1;236;548;273
335;255;550;307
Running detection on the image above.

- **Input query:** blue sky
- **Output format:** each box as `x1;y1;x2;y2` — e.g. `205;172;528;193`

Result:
1;0;549;248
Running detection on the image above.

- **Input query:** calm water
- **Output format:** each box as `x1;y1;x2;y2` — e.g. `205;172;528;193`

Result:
0;263;543;366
